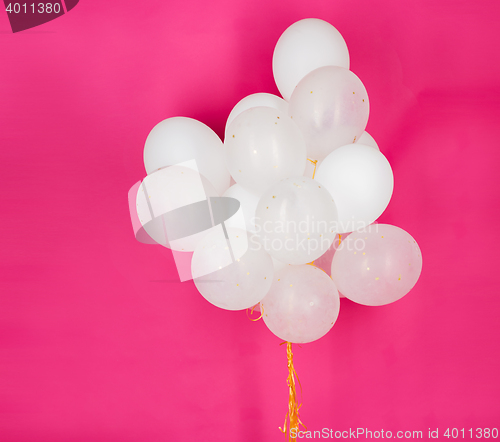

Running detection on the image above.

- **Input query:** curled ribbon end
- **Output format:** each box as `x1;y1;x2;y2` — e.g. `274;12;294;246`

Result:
246;303;264;321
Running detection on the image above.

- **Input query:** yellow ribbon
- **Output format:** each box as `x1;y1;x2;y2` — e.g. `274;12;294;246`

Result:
246;303;264;321
279;342;306;441
307;158;318;179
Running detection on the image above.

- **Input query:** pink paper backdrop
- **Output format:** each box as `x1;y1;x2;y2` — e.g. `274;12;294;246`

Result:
1;1;499;440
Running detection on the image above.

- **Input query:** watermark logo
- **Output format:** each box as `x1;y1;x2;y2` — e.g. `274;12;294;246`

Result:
4;0;78;33
129;160;247;282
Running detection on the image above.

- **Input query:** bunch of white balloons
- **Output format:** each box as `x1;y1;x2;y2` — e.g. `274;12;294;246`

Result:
131;18;422;344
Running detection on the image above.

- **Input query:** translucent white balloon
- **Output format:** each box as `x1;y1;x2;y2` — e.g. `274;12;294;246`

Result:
315;144;393;233
273;18;350;101
224;93;288;140
136;163;218;251
222;184;260;233
255;176;338;264
356;131;380;151
331;224;422;306
261;265;340;343
289;66;370;161
224;107;307;195
192;229;273;311
144;117;230;195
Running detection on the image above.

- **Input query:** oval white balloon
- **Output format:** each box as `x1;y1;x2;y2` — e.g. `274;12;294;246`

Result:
315;144;394;233
331;224;422;306
192;228;274;311
224;107;307;195
255;176;338;265
143;117;230;195
261;265;340;343
289;65;370;161
224;93;288;140
273;18;350;101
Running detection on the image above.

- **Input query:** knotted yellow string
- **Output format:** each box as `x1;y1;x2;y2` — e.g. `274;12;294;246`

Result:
246;303;264;321
279;342;305;441
307;158;318;179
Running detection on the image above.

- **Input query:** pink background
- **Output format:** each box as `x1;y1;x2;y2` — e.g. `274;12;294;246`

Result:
1;1;499;440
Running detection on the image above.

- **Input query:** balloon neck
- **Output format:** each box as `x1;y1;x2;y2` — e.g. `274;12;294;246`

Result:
307;158;318;179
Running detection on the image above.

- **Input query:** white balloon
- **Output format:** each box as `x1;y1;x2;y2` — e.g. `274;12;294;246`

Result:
255;176;338;265
192;229;273;311
261;265;340;343
315;144;394;233
143;117;230;195
356;131;380;151
273;18;350;101
136;163;218;251
289;66;370;161
331;224;422;306
222;184;260;233
224;93;288;140
224;107;307;195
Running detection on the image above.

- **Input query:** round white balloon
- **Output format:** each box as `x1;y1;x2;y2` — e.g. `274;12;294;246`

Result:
315;144;394;233
262;265;340;343
356;131;380;151
143;117;230;195
273;18;350;101
224;107;307;195
289;65;370;161
255;176;338;265
192;229;273;311
331;224;422;306
224;93;288;140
